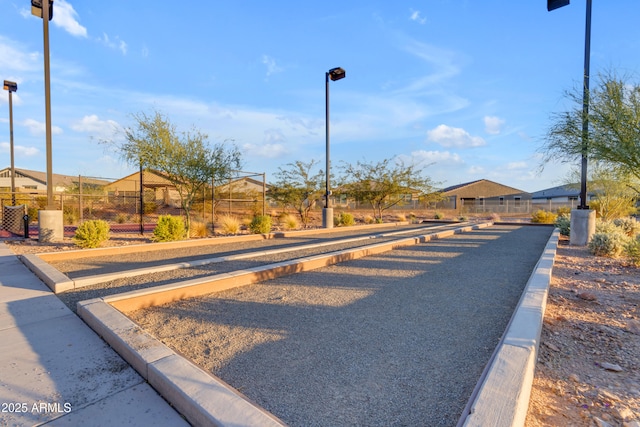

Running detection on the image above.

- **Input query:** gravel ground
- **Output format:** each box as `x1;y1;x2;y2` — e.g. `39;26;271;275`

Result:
126;225;554;426
54;224;462;312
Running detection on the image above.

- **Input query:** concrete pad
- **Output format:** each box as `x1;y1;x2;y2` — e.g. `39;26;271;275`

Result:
0;313;143;426
148;354;286;427
0;294;70;330
42;383;190;426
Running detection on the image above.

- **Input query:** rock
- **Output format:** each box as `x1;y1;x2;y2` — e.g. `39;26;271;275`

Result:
627;319;640;335
595;417;613;427
617;406;635;421
600;362;623;372
545;342;560;352
577;291;597;301
623;422;640;427
568;373;580;383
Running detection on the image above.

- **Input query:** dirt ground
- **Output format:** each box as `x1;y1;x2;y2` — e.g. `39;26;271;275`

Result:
525;236;640;427
5;226;639;426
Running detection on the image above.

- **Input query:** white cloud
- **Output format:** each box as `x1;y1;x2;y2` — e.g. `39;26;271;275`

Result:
0;142;40;156
0;37;40;73
71;115;119;137
22;118;63;135
484;115;505;135
53;0;87;38
506;161;527;170
409;9;427;25
98;33;128;55
427;124;485;148
400;150;462;165
262;55;283;77
242;142;288;159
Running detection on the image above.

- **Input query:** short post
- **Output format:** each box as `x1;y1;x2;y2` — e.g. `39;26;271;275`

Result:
23;214;29;239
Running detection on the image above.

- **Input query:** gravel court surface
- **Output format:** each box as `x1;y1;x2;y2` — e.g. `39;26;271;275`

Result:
128;225;554;427
51;224;454;278
56;224;463;312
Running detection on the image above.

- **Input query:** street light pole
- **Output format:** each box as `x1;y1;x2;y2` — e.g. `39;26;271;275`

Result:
548;0;596;245
323;67;346;229
3;80;17;205
42;0;54;209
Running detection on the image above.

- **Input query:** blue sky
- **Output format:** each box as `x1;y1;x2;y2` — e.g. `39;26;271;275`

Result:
1;1;639;192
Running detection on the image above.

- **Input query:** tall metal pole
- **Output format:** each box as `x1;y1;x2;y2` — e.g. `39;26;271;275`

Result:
325;72;330;210
8;90;15;206
579;0;592;209
42;0;54;209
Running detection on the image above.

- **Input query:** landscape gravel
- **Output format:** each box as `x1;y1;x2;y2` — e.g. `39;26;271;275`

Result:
123;225;554;426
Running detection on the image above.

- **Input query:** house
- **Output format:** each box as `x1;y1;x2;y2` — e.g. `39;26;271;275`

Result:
0;167;110;194
215;176;269;199
437;179;531;213
104;170;180;207
531;183;598;210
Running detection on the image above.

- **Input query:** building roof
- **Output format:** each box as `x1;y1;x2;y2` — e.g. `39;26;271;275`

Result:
440;179;527;196
0;167;111;187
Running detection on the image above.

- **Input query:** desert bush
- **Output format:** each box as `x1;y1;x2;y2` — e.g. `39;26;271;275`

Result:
334;212;355;227
458;216;468;221
281;214;299;230
73;220;110;248
588;231;629;257
396;214;407;222
556;206;572;216
488;213;501;222
153;215;186;242
434;212;445;220
115;213;128;224
364;214;375;224
596;220;618;234
219;215;241;234
531;209;557;224
189;220;209;238
613;217;640;237
624;235;640;266
554;214;571;236
249;215;272;234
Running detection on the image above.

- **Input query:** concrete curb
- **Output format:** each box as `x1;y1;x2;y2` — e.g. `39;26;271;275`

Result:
461;229;559;427
20;222;483;295
74;222;490;426
78;299;285;427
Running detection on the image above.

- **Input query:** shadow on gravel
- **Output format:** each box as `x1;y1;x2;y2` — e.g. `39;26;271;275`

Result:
130;225;554;427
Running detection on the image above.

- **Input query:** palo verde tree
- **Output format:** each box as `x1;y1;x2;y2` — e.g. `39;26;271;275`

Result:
541;71;640;193
113;110;241;235
269;159;325;227
339;157;440;220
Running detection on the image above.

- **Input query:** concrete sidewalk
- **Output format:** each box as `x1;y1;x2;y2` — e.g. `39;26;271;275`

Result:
0;242;189;427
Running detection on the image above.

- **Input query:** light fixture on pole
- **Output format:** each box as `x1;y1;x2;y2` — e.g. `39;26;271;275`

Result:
31;0;54;210
3;80;17;206
323;67;346;229
548;0;595;245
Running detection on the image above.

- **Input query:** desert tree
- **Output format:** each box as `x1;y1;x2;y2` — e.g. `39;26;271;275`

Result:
110;110;241;235
339;157;440;220
269;160;325;227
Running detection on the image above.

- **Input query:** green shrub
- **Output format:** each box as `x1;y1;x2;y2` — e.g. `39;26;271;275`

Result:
624;235;640;266
531;209;557;224
613;217;640;237
73;220;110;248
153;215;186;242
219;215;241;234
434;212;445;220
334;212;355;227
556;206;572;217
596;220;618;234
375;217;383;224
588;231;629;257
115;213;128;224
249;215;272;234
554;214;571;236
